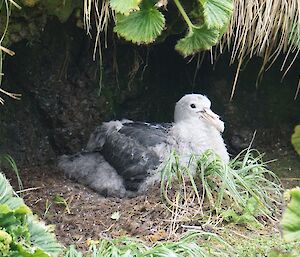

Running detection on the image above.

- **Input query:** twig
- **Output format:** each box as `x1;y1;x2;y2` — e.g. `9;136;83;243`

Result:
16;186;43;194
0;45;15;56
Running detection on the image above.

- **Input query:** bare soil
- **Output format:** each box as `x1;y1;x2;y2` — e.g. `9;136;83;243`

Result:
5;166;173;252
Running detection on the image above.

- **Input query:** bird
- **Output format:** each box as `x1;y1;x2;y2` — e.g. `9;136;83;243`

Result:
58;94;229;198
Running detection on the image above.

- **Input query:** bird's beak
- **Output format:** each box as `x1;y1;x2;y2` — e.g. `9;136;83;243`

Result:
200;108;225;133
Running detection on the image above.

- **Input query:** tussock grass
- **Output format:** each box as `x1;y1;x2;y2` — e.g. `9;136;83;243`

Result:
160;148;283;232
221;226;300;257
65;232;234;257
220;0;300;99
83;0;112;92
0;0;21;104
0;153;23;191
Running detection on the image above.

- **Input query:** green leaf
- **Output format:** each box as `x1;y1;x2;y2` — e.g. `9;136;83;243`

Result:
175;25;220;56
114;1;165;44
201;0;233;29
110;0;142;15
0;172;62;256
291;125;300;156
27;216;62;257
281;187;300;242
0;173;29;214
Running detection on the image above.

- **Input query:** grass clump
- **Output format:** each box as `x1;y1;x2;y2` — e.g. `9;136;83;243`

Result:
160;148;283;230
65;231;234;257
222;228;300;257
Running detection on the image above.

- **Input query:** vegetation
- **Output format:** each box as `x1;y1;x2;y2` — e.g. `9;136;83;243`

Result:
281;187;300;242
160;149;282;231
83;0;300;97
0;0;299;99
0;171;62;256
65;232;233;257
0;0;22;104
291;125;300;156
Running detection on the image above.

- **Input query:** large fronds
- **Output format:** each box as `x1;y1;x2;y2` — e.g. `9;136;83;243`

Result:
202;0;234;29
175;25;220;57
27;215;63;256
109;0;142;15
0;173;28;212
83;0;234;58
114;1;165;44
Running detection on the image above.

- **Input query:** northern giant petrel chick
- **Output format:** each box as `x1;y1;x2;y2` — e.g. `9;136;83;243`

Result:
59;94;229;197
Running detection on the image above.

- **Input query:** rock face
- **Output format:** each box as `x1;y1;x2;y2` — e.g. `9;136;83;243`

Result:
0;18;113;164
0;16;180;165
0;14;299;166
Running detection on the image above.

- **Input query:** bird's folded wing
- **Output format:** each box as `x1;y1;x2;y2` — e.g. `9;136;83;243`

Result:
102;130;161;191
82;121;171;191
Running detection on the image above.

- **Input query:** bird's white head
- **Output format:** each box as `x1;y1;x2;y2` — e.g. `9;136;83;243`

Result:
174;94;225;133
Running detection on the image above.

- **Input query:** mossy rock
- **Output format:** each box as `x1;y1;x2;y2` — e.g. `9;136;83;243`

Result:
291;125;300;156
20;0;82;23
41;0;74;22
21;0;40;7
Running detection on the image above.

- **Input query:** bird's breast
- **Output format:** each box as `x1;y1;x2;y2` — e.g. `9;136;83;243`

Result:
169;121;229;163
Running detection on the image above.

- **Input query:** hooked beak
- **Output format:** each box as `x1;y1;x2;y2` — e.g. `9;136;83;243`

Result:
199;108;225;133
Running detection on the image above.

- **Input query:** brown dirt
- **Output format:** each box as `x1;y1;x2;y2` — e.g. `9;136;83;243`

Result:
5;166;173;252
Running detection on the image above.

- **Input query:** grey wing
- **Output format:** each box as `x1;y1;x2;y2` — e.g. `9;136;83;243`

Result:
118;122;171;147
86;121;171;150
88;121;171;191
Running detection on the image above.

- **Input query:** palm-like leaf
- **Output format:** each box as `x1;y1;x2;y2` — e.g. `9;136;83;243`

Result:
114;1;165;44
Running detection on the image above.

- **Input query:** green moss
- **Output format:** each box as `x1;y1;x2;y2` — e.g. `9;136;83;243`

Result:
41;0;74;22
20;0;40;7
291;125;300;156
41;0;82;23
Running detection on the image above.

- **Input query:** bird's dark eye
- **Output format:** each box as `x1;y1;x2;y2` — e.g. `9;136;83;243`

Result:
190;104;196;109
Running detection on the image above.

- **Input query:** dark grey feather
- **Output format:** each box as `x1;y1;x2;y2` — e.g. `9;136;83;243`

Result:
118;122;171;147
102;130;161;191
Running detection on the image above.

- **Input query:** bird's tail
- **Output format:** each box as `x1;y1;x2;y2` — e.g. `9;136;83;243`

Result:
58;152;127;197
